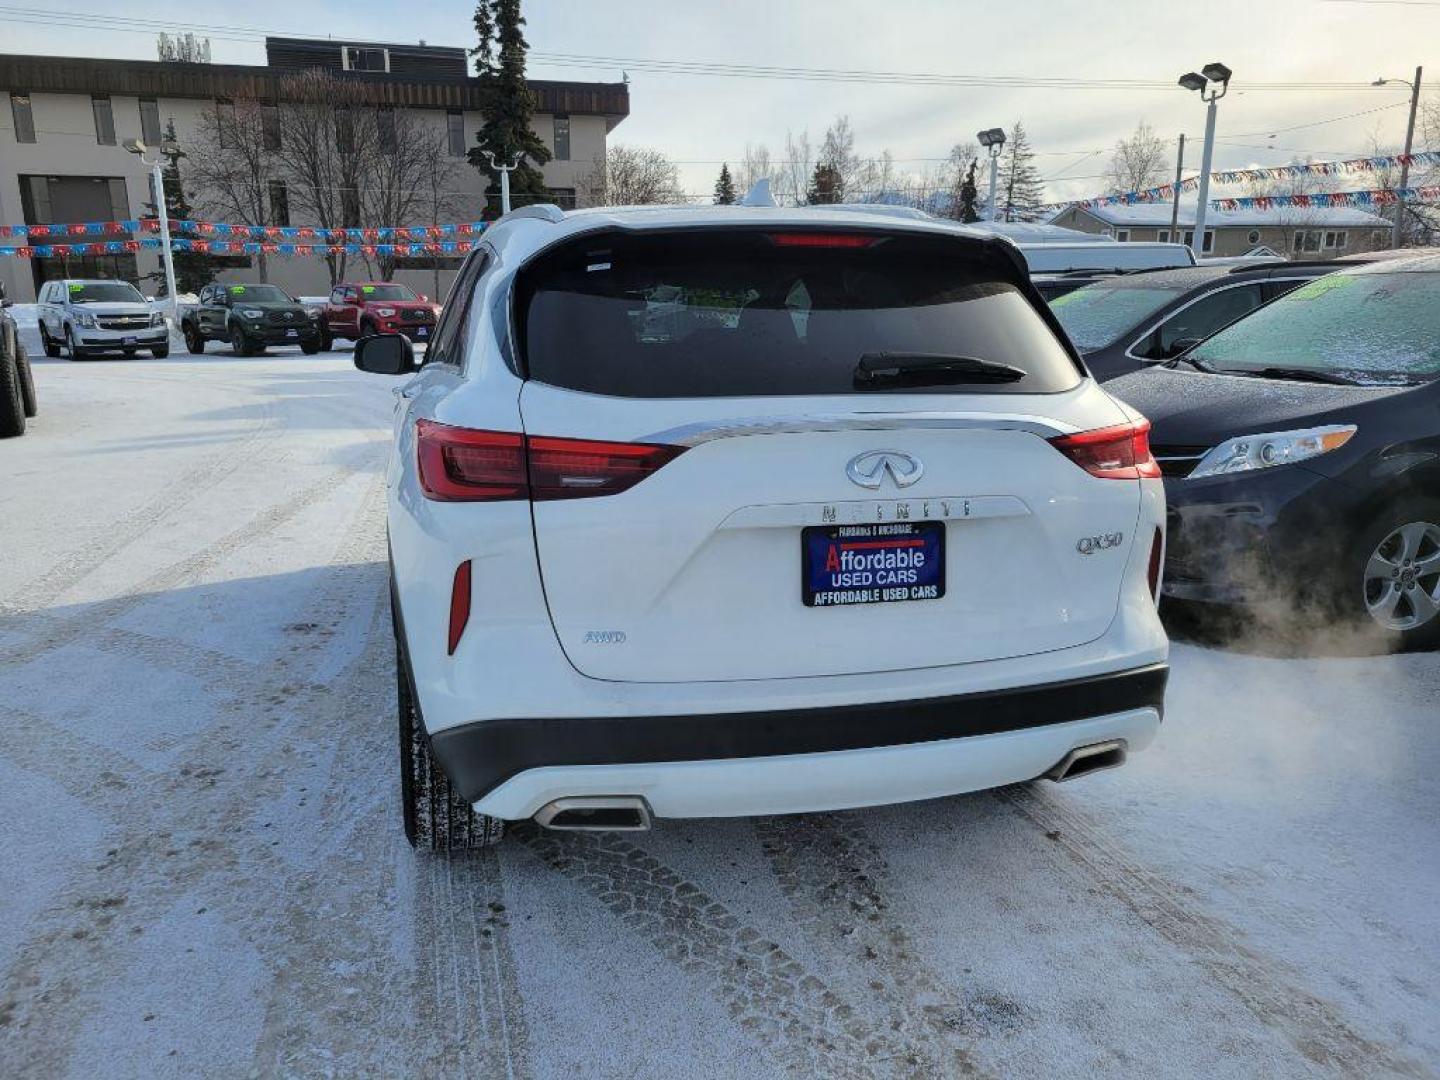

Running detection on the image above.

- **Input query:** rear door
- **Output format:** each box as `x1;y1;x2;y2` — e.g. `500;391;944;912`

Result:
516;227;1141;683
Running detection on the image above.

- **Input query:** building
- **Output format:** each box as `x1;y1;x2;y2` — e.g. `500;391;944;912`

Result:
1048;201;1393;259
0;40;629;302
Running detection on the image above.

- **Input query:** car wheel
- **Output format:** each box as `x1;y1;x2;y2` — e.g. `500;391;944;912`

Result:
39;326;60;358
230;323;254;357
318;325;333;351
1353;499;1440;651
300;338;321;356
360;318;377;339
64;326;85;361
394;605;504;852
16;341;37;418
150;343;170;359
183;322;205;354
0;348;25;438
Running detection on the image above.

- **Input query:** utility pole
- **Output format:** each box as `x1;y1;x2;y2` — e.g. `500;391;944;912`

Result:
1170;134;1185;239
484;151;523;215
1179;63;1232;258
1376;66;1423;249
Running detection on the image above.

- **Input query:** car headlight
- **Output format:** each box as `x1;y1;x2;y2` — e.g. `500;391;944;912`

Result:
73;311;96;328
150;312;166;328
1189;425;1357;479
240;308;264;319
375;307;396;317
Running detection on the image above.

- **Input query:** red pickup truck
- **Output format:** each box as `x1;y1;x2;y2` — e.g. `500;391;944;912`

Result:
319;282;441;349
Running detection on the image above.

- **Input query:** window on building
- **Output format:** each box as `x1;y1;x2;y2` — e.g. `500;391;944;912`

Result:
447;110;465;157
342;46;388;72
216;100;236;149
1113;229;1130;243
10;92;35;143
1181;229;1215;253
1157;229;1170;243
553;114;570;161
1322;230;1348;250
138;98;161;146
268;180;290;227
262;104;281;151
341;185;360;227
1247;229;1261;245
91;94;115;145
1294;230;1322;253
378;106;397;155
336;107;354;154
547;187;578;209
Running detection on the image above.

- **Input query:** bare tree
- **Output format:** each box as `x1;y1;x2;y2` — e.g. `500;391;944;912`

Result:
1104;121;1169;195
185;95;274;281
778;129;812;207
818;115;865;201
582;145;685;206
269;70;380;286
361;110;464;280
736;143;773;198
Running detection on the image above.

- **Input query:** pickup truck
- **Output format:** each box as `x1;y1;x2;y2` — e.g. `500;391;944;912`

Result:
319;282;440;350
180;283;323;357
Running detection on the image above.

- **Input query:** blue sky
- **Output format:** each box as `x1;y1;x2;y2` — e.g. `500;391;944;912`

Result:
4;0;1434;200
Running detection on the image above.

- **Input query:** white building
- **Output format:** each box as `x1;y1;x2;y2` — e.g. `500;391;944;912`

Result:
0;39;629;302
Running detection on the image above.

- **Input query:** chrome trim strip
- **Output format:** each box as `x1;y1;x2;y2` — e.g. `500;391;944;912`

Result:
643;412;1075;447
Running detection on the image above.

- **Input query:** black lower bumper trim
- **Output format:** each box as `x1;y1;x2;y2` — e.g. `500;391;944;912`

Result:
428;663;1169;804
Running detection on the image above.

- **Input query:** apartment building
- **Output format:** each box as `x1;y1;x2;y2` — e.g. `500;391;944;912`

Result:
0;39;629;302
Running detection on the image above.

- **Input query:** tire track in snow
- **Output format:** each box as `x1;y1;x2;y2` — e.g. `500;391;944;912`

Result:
995;785;1426;1079
755;813;1004;1078
513;824;931;1079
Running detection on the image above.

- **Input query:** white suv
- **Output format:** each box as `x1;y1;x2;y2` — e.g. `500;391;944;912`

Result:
356;204;1169;851
37;279;169;359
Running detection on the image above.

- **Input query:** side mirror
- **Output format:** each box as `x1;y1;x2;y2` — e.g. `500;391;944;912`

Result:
1167;337;1202;358
419;294;429;302
354;333;416;375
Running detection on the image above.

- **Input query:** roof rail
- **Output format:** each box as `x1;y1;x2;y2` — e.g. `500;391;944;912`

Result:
498;204;566;225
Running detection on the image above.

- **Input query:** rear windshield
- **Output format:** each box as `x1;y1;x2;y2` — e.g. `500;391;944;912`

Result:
516;230;1081;397
65;281;145;304
1049;284;1184;351
1189;270;1440;382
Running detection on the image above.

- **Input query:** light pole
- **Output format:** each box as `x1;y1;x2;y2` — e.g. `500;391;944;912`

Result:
977;128;1006;222
1178;62;1231;259
483;151;523;215
1373;67;1423;249
124;138;180;324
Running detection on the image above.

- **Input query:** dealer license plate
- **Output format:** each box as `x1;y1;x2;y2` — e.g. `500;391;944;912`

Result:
415;326;428;338
285;328;299;338
122;336;137;346
802;521;945;607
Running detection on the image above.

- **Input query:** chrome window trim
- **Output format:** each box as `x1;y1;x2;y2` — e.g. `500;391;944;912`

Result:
1121;276;1316;364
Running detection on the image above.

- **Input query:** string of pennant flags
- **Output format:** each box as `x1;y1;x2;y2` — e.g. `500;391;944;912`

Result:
0;219;489;244
0;236;483;259
1041;150;1440;212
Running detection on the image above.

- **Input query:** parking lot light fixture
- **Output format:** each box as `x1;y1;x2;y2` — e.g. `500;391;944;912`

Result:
1178;62;1231;260
1373;67;1423;249
978;128;1006;222
125;138;179;323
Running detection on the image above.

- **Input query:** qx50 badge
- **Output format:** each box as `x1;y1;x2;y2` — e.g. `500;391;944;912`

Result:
1076;532;1125;555
846;450;924;490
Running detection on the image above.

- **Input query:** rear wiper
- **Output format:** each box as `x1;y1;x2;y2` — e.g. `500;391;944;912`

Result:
854;352;1026;388
1222;366;1358;386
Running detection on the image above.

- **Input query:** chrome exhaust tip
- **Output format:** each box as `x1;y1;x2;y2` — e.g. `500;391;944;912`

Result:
1044;740;1127;783
533;796;653;832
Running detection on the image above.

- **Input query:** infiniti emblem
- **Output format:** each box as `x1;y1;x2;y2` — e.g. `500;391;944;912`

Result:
845;450;924;490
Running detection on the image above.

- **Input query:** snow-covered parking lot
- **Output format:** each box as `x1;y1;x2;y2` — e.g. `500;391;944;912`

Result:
2;344;1437;1079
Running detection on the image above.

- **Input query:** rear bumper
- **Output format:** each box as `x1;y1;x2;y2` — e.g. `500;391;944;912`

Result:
431;663;1167;814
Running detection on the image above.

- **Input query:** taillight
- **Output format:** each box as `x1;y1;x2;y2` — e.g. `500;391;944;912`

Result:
448;560;472;655
1049;419;1161;480
1147;527;1164;600
416;420;684;502
527;436;685;500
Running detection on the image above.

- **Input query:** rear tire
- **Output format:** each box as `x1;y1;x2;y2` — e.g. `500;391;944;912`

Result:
183;322;205;354
16;342;37;417
395;610;504;852
0;347;25;438
40;327;60;358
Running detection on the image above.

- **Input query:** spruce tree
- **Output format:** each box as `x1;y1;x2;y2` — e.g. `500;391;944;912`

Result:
958;159;981;223
140;118;214;296
714;163;737;205
806;163;842;205
468;0;552;216
999;121;1045;222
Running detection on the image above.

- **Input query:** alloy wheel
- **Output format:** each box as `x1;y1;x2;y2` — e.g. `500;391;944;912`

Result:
1363;520;1440;631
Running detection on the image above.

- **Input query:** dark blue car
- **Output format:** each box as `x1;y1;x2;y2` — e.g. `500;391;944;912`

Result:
1108;253;1440;650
